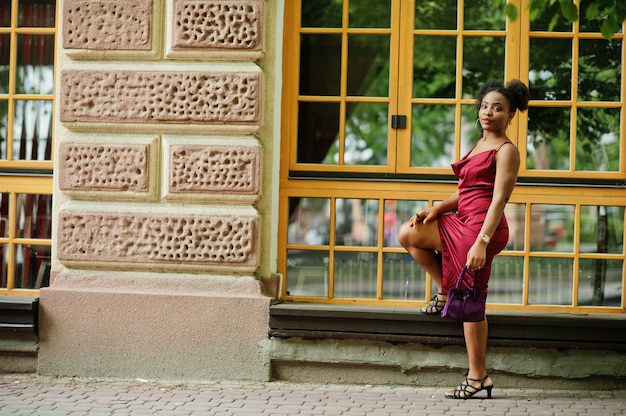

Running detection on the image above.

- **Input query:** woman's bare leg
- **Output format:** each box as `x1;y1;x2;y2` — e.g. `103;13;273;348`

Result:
397;218;443;290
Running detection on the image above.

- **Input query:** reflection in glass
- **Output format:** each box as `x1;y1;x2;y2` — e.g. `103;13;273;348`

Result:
349;0;391;28
487;256;523;304
579;2;622;33
504;203;526;251
0;243;6;288
414;0;456;30
18;2;55;28
464;0;506;30
301;0;342;28
297;101;340;164
0;2;11;28
335;199;379;247
413;36;456;98
0;34;9;93
529;2;572;32
16;34;55;94
324;102;388;165
529;204;574;252
286;250;329;297
287;197;330;245
12;100;53;161
383;200;428;247
14;244;50;289
0;100;7;159
578;259;622;307
462;37;505;98
529;38;572;101
576;107;620;172
0;192;8;238
528;257;573;305
527;107;571;170
299;34;342;96
347;35;390;97
15;193;52;239
578;39;621;102
334;251;377;298
411;104;455;168
579;206;624;255
382;252;425;300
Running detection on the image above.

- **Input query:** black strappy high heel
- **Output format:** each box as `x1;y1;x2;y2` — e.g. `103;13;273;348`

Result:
420;293;446;315
445;375;493;399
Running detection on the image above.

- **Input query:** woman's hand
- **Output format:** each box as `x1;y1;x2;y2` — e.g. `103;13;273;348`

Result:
466;240;487;271
409;207;438;228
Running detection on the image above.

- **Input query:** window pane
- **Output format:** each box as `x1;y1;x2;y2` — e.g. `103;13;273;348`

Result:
578;39;621;102
349;0;391;29
12;100;53;161
0;3;11;28
528;257;573;305
0;244;7;288
413;36;456;98
301;0;342;28
527;107;571;170
411;104;455;168
15;193;52;239
487;257;524;304
382;252;425;301
14;243;50;289
529;2;572;32
504;203;526;251
299;34;341;96
336;102;388;165
0;34;9;93
334;251;377;299
579;2;622;33
529;38;572;101
578;259;622;307
383;199;428;247
286;250;329;297
347;34;390;97
580;206;624;255
287;197;330;245
0;100;7;159
414;0;457;30
16;34;55;93
462;37;505;98
576;107;620;172
335;198;379;246
529;204;574;252
18;1;56;28
464;0;506;30
297;101;340;164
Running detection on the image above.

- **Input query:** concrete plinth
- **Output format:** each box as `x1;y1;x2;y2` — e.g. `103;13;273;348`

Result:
38;271;271;382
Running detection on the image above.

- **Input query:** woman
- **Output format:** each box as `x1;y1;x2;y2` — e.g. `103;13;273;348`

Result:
397;79;530;399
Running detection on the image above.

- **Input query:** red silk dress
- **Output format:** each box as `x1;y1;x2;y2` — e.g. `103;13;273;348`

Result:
437;141;512;295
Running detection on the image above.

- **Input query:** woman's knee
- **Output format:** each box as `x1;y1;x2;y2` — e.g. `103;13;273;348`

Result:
397;222;413;247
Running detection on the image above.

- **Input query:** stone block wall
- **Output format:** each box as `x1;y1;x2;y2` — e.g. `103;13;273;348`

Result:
39;0;275;382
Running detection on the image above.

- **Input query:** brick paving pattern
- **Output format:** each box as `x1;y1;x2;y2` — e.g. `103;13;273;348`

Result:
1;374;625;415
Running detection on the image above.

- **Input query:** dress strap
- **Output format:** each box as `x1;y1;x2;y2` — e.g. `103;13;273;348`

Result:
495;141;513;152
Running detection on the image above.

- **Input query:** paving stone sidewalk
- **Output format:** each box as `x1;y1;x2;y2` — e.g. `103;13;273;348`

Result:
1;374;625;416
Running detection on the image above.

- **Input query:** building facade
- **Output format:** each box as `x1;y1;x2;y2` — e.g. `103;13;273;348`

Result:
1;0;625;386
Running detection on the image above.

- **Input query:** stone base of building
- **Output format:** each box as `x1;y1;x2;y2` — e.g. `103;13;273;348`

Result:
38;271;271;382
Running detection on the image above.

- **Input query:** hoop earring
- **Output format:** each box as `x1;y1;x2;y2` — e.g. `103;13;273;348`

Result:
475;118;482;134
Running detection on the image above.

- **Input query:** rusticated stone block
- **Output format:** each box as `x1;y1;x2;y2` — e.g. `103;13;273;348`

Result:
169;145;259;195
58;143;149;192
172;0;262;51
63;0;152;50
57;211;258;269
60;70;261;125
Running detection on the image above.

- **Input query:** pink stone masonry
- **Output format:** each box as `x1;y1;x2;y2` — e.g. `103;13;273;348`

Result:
63;0;152;50
60;70;261;125
57;211;258;268
169;145;259;195
58;143;149;192
172;0;262;50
